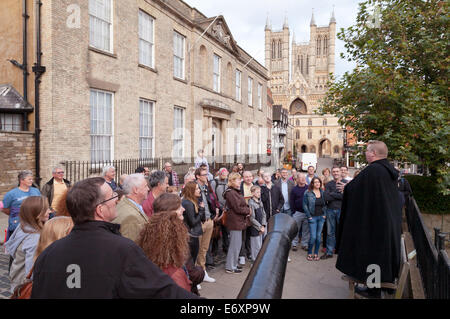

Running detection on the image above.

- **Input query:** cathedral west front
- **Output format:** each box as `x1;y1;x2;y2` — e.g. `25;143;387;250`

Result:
265;9;344;160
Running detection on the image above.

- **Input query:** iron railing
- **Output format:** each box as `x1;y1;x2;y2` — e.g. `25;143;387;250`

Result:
63;155;272;184
405;196;450;299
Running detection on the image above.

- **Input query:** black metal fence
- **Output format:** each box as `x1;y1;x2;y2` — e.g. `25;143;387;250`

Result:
63;155;272;184
405;196;450;299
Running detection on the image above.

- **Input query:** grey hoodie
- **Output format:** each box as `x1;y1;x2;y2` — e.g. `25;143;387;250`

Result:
4;224;40;292
248;197;267;232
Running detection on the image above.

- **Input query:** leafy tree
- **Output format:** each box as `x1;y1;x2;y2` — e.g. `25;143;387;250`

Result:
319;0;449;194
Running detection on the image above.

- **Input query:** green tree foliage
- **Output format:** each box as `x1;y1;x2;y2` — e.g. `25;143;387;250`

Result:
319;0;449;194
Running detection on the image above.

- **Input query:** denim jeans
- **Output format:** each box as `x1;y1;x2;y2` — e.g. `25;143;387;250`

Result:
308;215;326;255
325;208;340;255
292;211;310;247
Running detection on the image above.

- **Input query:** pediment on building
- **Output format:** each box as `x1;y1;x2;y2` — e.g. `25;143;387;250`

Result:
195;16;240;55
200;98;235;115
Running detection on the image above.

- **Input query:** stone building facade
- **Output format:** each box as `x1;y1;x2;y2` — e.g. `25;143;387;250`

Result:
265;10;344;160
0;0;270;185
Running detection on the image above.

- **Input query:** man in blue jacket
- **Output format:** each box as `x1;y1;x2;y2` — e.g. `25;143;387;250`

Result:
289;173;309;251
31;177;199;299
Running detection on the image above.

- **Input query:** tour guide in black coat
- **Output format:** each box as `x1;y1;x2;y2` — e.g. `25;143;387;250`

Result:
336;141;402;285
31;177;199;299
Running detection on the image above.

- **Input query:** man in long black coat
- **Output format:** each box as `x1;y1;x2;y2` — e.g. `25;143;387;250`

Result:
336;140;402;298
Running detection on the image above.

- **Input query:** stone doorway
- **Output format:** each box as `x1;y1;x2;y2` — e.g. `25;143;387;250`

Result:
319;139;332;157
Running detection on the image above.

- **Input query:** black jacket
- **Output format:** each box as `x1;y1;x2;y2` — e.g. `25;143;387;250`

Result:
40;177;71;207
260;184;284;221
31;221;199;299
182;199;204;237
323;180;343;210
336;159;402;284
197;182;216;219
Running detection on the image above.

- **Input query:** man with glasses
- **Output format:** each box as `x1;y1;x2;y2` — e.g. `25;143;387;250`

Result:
31;177;198;299
41;167;71;215
164;162;179;189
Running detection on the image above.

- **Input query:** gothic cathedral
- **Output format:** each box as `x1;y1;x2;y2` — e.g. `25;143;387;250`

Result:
265;10;344;160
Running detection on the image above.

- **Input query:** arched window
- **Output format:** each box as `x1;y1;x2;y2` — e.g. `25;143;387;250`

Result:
272;40;276;59
323;119;327;126
296;130;300;139
301;55;304;74
306;55;309;74
316;36;321;55
308;119;312;126
296;119;300;126
333;146;339;154
323;36;328;55
278;40;282;59
308;131;312;139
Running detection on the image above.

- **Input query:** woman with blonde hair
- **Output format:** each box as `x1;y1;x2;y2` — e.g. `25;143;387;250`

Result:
5;196;50;293
33;216;74;262
136;211;192;292
223;172;250;274
320;168;333;189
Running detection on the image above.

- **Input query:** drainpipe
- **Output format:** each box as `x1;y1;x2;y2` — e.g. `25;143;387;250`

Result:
22;0;29;130
32;0;45;187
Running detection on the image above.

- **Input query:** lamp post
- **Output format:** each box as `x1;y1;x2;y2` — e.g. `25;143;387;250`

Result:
342;126;348;167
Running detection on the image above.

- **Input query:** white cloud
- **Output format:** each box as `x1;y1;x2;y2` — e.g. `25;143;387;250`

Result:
186;0;362;79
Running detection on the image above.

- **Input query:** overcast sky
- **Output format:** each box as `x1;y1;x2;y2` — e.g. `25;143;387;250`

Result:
186;0;363;79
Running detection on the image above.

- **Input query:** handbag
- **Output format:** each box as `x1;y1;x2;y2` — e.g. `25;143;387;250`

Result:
10;267;33;299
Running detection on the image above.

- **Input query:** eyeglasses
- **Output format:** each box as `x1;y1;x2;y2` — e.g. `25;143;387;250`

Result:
200;174;208;176
55;171;64;174
97;192;118;206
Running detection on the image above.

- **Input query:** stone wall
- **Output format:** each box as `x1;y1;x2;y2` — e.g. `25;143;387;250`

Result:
0;131;35;199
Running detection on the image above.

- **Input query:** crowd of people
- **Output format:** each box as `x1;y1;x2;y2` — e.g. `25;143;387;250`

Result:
0;142;409;299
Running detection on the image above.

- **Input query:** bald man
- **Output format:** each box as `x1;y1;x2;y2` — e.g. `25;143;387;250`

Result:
336;140;402;299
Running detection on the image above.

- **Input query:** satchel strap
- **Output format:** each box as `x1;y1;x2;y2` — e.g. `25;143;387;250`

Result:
26;266;34;280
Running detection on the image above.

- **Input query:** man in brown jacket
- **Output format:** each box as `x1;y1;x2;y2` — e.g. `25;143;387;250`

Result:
112;174;149;242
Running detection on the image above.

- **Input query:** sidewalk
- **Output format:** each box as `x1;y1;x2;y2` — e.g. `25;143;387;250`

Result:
200;247;348;299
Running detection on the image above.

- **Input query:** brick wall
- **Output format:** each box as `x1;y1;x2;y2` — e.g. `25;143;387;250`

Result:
0;131;35;200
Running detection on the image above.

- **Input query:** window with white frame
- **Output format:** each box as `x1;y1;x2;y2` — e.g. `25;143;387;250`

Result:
139;99;154;159
248;77;253;106
89;0;113;52
257;83;262;110
90;89;113;162
173;106;184;158
235;70;241;101
258;125;263;154
138;10;154;67
0;113;22;131
213;54;221;92
235;120;241;155
173;31;185;79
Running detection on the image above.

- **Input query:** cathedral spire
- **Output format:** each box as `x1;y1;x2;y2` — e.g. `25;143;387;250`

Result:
265;13;271;30
283;13;289;29
310;8;316;26
330;5;336;24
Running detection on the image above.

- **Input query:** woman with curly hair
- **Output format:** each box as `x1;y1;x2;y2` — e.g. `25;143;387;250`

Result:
136;211;192;292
